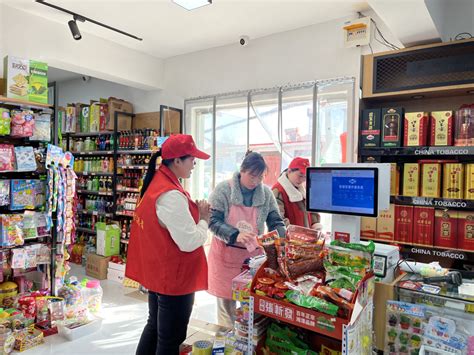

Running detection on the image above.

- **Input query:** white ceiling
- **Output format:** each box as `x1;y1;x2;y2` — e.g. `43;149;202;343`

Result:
48;67;82;83
5;0;369;59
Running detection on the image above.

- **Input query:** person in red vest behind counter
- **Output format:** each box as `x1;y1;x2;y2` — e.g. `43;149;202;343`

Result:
125;134;211;355
272;157;322;230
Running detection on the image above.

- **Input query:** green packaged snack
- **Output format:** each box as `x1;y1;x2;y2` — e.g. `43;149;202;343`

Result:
327;244;372;270
28;60;48;104
0;108;11;136
330;239;375;254
285;291;338;316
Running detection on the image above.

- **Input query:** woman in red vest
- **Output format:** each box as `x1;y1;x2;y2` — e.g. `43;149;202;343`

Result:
125;134;211;355
272;157;322;229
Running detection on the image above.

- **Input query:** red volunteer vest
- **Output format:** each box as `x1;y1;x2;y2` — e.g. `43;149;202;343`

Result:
272;182;311;227
125;165;208;295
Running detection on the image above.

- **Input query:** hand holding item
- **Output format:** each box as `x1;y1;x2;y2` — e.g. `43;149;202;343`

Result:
237;232;260;252
197;200;210;223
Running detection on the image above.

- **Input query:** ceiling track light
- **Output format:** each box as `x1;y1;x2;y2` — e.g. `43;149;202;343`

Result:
35;0;143;41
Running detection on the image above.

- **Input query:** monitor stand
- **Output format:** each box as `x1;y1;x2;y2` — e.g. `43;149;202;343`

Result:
331;214;361;243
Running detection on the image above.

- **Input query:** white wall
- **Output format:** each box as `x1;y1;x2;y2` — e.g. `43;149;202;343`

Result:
163;13;400;100
57;77;184;113
0;4;164;90
426;0;474;42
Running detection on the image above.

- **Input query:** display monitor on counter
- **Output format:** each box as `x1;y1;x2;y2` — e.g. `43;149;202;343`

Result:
306;167;379;217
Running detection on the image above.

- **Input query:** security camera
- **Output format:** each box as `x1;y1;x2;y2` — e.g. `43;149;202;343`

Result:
239;35;250;47
81;75;90;82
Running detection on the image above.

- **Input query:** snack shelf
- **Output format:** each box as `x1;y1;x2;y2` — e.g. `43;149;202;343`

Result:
75;172;115;177
390;195;474;210
118;165;148;170
359;146;474;157
72;151;114;156
116;187;140;193
117;149;154;155
0;95;53;109
78;210;113;218
67;131;113;137
76;190;113;196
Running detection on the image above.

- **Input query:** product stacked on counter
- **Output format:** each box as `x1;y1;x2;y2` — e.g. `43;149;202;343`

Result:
384;300;473;355
219;226;374;354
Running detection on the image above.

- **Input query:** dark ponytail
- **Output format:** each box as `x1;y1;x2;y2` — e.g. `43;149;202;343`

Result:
141;151;161;198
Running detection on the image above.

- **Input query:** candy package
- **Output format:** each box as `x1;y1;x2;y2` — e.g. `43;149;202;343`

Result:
14;146;37;172
0;144;15;172
0;214;24;246
10;180;45;210
385;301;425;355
327;241;373;271
285;290;338;316
29;113;51;142
10;110;35;137
0;180;10;206
22;212;39;240
286;225;325;250
0;108;11;136
257;230;279;270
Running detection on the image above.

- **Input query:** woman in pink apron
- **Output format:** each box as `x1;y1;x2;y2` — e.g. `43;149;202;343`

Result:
208;151;286;327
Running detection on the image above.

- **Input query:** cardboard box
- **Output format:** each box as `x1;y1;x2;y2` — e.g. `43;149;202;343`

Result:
89;102;100;133
86;254;111;280
430;111;453;146
404;112;429;146
361;217;377;239
360;109;381;148
80;105;90;133
376;204;395;241
394;205;414;243
413;207;435;246
107;267;125;283
420;162;441;198
107;97;133;131
434;210;458;248
403;163;420;197
162;108;181;135
457;211;474;251
96;223;120;257
28;60;48;104
381;107;404;147
4;56;29;100
108;261;126;273
133;112;160;130
442;163;464;199
465;163;474;200
390;163;400;196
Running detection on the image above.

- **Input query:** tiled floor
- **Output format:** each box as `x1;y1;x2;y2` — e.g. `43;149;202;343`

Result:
23;264;220;354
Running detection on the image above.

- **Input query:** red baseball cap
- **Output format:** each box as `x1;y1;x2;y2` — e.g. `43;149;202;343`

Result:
161;134;210;160
288;157;310;174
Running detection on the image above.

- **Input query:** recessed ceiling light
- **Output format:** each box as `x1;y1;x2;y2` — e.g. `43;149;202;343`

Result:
172;0;212;10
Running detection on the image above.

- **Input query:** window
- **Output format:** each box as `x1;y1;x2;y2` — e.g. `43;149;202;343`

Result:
185;78;355;201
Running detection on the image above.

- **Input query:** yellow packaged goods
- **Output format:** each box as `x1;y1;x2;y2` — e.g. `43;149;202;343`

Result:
390;163;399;196
421;163;441;198
376;204;395;241
4;56;29;100
0;282;18;308
465;164;474;200
443;163;464;199
360;217;377;239
403;163;420;197
430;111;453;146
403;112;429;146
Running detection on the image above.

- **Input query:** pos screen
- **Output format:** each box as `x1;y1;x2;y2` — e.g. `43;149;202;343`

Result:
306;167;378;217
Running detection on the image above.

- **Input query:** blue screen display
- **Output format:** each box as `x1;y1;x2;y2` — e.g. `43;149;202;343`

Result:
307;168;377;216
